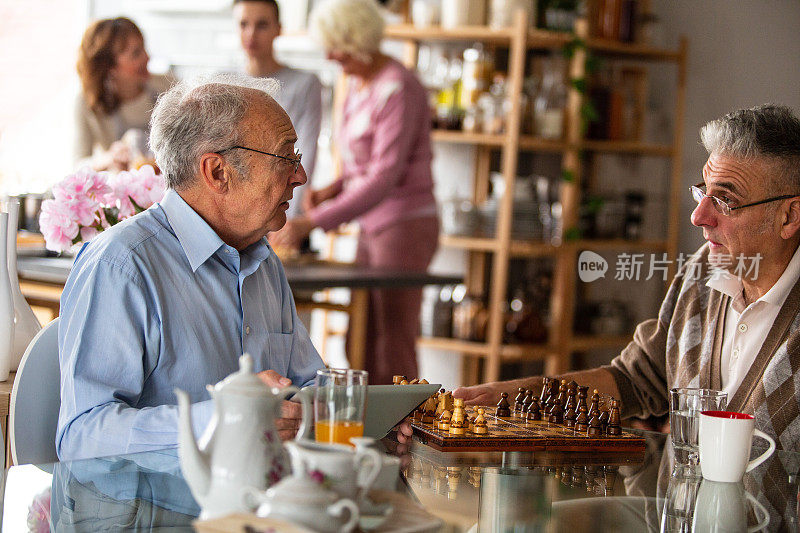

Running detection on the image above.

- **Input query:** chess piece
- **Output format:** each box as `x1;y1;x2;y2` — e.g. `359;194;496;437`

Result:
588;390;601;420
392;375;407;385
575;403;589;432
436;390;454;418
468;414;475;433
546;379;560;413
496;392;512;417
587;407;603;437
446;466;461;500
438;409;452;431
449;398;467;435
525;396;542;421
422;394;437;424
521;390;533;413
473;408;488;434
548;397;564;424
576;386;589;414
514;387;526;412
599;409;610;433
564;397;577;428
409;378;419;384
419;379;429;384
556;379;568;407
564;381;578;412
539;377;551;406
607;399;622;436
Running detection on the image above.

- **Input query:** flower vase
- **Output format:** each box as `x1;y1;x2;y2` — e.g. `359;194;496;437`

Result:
0;212;15;381
6;199;41;369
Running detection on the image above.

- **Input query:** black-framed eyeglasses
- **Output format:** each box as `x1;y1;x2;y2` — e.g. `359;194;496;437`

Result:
690;183;799;216
219;145;302;174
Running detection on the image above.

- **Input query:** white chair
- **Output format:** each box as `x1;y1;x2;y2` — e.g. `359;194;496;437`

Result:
10;317;60;466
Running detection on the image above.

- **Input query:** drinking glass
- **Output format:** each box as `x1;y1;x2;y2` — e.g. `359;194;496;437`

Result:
669;388;727;465
314;369;368;445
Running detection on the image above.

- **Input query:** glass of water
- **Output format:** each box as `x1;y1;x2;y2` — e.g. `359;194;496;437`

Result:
669;388;727;465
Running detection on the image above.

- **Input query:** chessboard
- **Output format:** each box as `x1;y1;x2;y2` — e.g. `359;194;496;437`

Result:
405;377;646;453
411;405;645;453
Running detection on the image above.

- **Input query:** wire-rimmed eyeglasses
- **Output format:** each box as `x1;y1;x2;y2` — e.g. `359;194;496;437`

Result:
689;183;799;216
219;145;302;174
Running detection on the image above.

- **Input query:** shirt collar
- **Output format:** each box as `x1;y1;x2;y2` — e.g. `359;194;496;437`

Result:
707;244;800;311
159;189;225;272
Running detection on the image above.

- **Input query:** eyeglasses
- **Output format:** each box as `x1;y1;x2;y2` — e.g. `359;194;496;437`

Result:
219;145;302;174
690;183;799;216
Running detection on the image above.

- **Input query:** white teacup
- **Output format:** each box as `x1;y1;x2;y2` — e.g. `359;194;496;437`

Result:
692;479;770;532
286;440;381;500
698;410;776;483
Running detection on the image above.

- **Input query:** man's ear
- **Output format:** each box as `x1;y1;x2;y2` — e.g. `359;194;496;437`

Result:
198;152;231;194
780;198;800;239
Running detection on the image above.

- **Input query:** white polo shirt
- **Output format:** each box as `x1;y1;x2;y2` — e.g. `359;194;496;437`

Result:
706;245;800;398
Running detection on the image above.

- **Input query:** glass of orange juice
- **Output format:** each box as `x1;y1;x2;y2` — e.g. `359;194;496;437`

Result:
314;368;368;446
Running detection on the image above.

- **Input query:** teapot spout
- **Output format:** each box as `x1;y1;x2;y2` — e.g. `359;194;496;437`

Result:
175;388;211;501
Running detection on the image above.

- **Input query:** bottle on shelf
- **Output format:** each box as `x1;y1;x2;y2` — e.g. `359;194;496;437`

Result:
534;55;567;140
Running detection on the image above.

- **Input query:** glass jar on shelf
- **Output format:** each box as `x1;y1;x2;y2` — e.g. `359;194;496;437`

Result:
533;55;566;140
460;44;492;111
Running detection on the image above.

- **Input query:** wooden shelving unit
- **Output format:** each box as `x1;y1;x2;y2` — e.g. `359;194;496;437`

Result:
389;9;687;383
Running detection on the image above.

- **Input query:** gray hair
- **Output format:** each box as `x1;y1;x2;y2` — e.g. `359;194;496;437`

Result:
149;72;281;190
700;104;800;192
310;0;384;63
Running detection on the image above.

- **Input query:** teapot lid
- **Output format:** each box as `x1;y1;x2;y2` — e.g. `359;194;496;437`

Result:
264;472;339;505
211;353;271;396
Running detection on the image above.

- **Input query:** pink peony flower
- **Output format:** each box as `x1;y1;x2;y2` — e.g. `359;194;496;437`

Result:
40;165;166;253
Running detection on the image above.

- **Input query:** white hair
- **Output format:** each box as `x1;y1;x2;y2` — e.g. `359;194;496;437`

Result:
149;72;281;190
310;0;385;63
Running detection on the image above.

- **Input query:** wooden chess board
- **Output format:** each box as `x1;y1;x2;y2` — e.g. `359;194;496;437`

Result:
411;406;646;453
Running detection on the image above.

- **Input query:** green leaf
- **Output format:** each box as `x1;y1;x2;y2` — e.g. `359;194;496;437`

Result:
560;169;575;182
570;77;587;93
131;197;145;213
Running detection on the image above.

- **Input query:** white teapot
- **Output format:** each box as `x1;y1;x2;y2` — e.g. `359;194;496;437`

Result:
175;354;311;519
248;470;360;533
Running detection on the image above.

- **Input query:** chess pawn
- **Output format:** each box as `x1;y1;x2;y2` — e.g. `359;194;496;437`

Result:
473;408;488;434
587;408;603;437
556;379;568;406
607;399;622;436
525;396;542;422
521;390;533;413
575;403;589;432
588;390;601;420
438;409;452;431
514;387;526;412
564;399;577;428
496;392;512;417
449;398;467;435
576;386;589;412
548;397;564;424
599;409;610;433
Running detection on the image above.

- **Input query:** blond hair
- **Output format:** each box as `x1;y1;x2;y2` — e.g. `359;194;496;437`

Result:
310;0;385;63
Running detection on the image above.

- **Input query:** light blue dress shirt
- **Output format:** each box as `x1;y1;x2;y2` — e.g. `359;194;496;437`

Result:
57;189;324;461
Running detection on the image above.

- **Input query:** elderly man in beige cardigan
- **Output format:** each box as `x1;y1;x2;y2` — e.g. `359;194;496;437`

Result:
402;104;800;451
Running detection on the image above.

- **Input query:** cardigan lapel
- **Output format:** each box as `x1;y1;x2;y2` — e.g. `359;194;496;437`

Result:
728;276;800;412
708;295;728;392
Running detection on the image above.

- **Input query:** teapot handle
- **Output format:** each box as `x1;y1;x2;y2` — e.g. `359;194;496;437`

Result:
327;498;360;533
279;386;312;441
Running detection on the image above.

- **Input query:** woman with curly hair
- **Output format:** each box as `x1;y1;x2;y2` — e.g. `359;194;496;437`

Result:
74;17;171;171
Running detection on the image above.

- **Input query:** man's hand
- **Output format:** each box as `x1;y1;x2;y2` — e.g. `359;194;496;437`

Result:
276;399;306;441
256;371;306;441
302;182;341;213
256;370;292;388
452;382;508;405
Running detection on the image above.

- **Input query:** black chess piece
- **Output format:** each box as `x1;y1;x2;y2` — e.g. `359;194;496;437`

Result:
588;390;601;420
564;381;578;412
607;399;622;436
514;387;526;412
539;377;551;407
548;398;564;424
496;392;512;417
599;409;610;432
564;399;577;428
521;390;533;413
575;403;589;432
546;380;560;414
576;386;589;413
525;396;541;421
587;407;603;437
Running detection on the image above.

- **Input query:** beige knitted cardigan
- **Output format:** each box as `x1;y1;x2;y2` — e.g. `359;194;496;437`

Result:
606;244;800;451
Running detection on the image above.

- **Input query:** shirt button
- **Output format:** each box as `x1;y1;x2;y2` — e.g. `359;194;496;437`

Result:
245;326;251;335
738;324;748;333
732;349;739;358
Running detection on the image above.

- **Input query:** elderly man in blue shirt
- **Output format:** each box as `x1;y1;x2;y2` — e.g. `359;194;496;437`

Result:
57;73;325;461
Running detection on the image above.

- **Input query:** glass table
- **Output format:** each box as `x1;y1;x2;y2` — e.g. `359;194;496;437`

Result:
1;430;797;532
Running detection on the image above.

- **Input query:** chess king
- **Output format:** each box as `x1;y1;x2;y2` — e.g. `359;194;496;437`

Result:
401;105;800;451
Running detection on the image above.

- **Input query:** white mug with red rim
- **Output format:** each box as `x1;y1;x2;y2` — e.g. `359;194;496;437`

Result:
698;410;776;483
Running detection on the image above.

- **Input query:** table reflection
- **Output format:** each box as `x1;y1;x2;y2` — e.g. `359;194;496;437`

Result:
2;430;799;532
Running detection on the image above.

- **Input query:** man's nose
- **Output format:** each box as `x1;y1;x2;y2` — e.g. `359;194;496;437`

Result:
292;164;308;187
690;197;718;228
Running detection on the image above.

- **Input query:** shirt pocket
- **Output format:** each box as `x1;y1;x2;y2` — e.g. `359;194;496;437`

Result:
265;331;294;376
